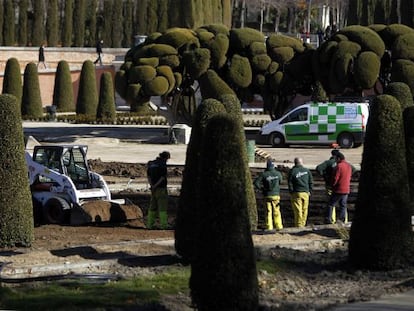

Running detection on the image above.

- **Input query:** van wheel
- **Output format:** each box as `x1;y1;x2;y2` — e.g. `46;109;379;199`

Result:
270;132;285;147
338;133;354;148
44;197;70;224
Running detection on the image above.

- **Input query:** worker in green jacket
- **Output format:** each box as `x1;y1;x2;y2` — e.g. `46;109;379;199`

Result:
254;159;284;231
288;157;313;227
146;151;171;229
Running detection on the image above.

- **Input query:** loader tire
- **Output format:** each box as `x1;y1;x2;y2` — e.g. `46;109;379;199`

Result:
44;197;70;224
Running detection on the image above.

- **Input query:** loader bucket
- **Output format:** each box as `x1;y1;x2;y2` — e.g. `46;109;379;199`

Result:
70;200;145;226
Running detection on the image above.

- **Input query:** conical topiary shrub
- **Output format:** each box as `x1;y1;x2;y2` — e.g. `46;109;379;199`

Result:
2;58;22;106
404;106;414;207
175;98;226;263
190;114;258;311
21;62;43;119
0;94;34;247
76;60;98;116
349;95;413;270
97;72;116;122
53;60;75;112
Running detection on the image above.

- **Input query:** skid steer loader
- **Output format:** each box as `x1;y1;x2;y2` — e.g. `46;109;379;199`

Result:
25;144;144;226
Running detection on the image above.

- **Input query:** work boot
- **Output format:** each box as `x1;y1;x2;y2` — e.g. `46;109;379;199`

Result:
146;210;157;229
159;211;169;230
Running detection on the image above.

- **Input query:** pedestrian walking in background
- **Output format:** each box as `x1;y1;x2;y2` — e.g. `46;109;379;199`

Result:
94;40;103;66
254;159;284;232
38;44;47;69
288;157;313;227
325;152;353;224
146;151;171;229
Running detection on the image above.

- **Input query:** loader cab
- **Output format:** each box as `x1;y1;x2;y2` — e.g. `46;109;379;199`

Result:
33;145;91;189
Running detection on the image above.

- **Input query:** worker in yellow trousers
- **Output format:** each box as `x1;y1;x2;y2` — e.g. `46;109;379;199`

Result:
254;159;283;232
288;157;313;227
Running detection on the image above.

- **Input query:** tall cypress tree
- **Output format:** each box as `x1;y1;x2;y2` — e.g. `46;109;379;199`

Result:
190;114;258;310
135;0;148;35
3;0;15;46
111;0;123;47
123;0;134;47
85;0;98;47
2;58;23;106
21;63;43;119
73;0;86;46
349;95;413;270
32;0;45;46
46;0;59;47
175;99;227;262
53;60;74;112
62;0;73;46
76;60;98;115
0;94;34;247
96;72;116;121
18;0;28;46
103;0;112;47
0;0;4;45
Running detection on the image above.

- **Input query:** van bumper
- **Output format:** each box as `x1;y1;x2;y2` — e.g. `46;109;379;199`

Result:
256;132;270;145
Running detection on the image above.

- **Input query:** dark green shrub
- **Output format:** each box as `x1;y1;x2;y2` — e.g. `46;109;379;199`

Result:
318;40;338;63
229;27;265;53
97;72;116;121
115;70;128;98
156;27;200;49
18;0;29;46
125;83;142;106
129;65;157;84
266;33;304;53
136;57;159;67
46;0;59;46
144;76;169;96
134;43;178;59
3;0;15;46
197;30;215;45
62;0;73;46
270;46;295;64
404;106;414;204
251;54;271;72
175;98;226;262
199;23;230;36
385;82;414;110
53;60;74;112
76;60;98;116
268;71;283;90
354;51;381;89
183;48;211;79
208;33;229;69
73;0;86;47
156;65;176;93
0;94;34;247
338;25;385;57
31;0;45;46
335;40;362;58
349;95;413;270
392;33;414;60
249;41;267;55
159;54;180;68
267;61;280;74
228;54;252;88
190;114;258;311
2;58;22;106
391;59;414;94
380;23;414;48
21;63;43;119
198;69;235;100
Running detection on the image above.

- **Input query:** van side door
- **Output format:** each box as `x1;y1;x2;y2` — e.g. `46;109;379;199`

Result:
280;107;313;142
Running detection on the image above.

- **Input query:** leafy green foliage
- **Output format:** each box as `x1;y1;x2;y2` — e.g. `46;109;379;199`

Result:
2;58;23;105
0;94;34;247
21;63;43;119
76;60;98;116
97;72;116;121
349;95;413;270
53;60;75;112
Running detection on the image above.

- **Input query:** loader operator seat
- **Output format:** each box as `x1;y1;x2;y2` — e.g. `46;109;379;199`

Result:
62;148;91;189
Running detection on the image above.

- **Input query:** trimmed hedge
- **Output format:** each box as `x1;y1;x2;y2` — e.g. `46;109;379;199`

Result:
76;60;98;116
21;62;43;119
53;60;74;112
2;58;22;105
97;72;116;121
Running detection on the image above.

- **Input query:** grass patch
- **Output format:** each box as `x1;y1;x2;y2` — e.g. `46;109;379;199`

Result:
0;267;190;310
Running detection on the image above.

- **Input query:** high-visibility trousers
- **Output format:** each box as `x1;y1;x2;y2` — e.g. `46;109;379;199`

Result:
290;192;310;227
264;195;283;230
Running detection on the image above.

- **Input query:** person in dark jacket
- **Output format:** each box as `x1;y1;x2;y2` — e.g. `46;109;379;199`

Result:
94;40;103;65
38;44;47;69
254;159;284;231
326;152;353;224
147;151;170;229
288;158;313;227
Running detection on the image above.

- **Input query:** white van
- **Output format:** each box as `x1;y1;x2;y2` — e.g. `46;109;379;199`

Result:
256;101;369;148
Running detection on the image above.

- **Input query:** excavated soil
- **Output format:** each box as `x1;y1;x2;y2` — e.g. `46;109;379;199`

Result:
1;161;414;310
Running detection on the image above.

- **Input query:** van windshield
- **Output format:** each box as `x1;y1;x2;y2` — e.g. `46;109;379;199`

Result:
281;107;308;124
